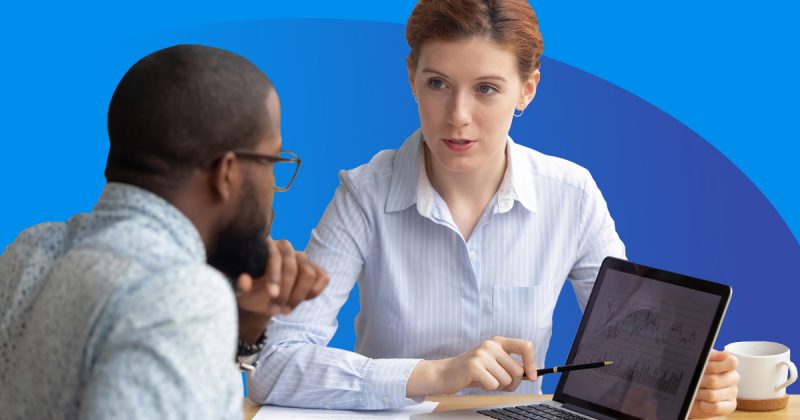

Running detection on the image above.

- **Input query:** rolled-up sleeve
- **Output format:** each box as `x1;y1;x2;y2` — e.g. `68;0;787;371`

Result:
568;171;626;310
247;171;422;409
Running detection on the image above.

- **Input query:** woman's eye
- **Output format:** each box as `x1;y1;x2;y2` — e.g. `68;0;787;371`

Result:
478;85;498;95
428;79;446;89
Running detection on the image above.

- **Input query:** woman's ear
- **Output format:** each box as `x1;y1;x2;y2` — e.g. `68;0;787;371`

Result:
407;56;417;98
519;69;541;109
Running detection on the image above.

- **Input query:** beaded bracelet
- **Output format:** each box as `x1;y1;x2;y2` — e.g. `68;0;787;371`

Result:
237;330;267;358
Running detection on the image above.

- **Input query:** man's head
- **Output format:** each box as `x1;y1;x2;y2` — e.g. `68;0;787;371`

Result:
106;44;282;279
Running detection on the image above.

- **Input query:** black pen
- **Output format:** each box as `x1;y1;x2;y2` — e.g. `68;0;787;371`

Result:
524;360;613;378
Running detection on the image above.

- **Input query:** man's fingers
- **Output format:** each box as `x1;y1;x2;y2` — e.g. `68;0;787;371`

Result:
260;240;330;317
236;273;253;294
275;240;298;307
266;282;280;299
266;237;280;281
266;238;281;297
309;265;329;298
287;257;315;309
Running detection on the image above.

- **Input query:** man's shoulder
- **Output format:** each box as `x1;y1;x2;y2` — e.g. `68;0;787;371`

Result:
77;256;236;368
4;221;69;255
46;244;230;314
52;206;231;319
102;257;233;316
0;221;70;296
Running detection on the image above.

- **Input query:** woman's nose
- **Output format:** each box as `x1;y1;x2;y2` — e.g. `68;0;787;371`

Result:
446;93;472;128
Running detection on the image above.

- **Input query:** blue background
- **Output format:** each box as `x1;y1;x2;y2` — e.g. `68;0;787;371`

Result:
1;2;797;395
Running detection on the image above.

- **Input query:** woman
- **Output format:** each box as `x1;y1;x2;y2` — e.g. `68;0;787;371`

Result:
248;1;739;417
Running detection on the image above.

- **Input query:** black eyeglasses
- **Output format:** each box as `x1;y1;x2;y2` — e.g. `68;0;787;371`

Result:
231;149;302;192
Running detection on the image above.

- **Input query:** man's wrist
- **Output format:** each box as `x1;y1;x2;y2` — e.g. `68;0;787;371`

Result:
238;307;270;344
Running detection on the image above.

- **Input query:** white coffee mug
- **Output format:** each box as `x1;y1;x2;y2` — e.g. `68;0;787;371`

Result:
724;341;797;401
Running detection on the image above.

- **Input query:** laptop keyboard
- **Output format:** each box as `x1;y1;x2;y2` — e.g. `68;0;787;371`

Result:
477;403;588;420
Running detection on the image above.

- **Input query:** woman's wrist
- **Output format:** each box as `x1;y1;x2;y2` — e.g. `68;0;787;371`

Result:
406;359;445;397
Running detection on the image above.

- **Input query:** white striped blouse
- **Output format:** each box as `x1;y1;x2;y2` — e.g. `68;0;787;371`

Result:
247;129;626;409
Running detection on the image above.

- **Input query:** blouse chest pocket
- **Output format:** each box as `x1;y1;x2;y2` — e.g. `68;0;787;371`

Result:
491;283;555;342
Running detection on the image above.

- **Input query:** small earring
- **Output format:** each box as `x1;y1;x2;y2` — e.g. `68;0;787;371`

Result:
514;105;525;118
413;95;418;103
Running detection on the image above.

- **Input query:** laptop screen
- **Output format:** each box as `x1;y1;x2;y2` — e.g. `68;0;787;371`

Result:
555;261;727;419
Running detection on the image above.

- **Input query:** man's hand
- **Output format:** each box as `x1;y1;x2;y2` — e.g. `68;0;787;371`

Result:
406;336;537;397
235;238;329;343
689;349;739;418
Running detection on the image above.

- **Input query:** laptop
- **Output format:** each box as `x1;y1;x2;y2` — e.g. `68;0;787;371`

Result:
414;257;732;420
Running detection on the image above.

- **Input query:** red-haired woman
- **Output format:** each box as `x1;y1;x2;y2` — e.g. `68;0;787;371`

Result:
248;1;738;417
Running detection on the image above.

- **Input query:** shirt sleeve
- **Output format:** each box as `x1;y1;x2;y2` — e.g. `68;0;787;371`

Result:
246;172;422;410
78;266;241;420
568;170;626;310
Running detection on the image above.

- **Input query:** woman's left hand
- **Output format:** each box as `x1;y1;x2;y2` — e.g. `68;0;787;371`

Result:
688;349;739;418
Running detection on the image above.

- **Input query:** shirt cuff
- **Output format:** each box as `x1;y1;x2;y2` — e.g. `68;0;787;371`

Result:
362;358;422;409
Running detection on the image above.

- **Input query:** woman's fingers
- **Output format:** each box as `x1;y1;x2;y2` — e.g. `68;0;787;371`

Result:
469;360;501;391
494;336;537;380
703;350;738;374
699;369;740;390
482;359;514;390
463;337;534;391
694;385;738;403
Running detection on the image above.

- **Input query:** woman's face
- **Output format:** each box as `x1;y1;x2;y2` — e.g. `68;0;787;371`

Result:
409;36;538;175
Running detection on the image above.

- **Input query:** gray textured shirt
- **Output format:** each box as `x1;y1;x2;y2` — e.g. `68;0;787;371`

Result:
0;183;241;419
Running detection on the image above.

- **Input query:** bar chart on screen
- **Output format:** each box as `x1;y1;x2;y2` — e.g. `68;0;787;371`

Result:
565;272;719;405
590;352;684;395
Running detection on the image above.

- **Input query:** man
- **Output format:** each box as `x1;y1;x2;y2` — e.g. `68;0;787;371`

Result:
0;44;327;419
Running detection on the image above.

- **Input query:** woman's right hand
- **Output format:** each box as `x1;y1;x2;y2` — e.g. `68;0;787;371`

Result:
406;336;538;397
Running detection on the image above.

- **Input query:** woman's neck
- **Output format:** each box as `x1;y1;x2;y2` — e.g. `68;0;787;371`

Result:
424;144;507;202
423;144;508;240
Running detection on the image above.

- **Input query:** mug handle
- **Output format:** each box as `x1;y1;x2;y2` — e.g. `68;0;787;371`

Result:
776;360;797;390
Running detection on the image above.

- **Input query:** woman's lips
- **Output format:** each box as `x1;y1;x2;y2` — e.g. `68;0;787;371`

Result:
442;138;476;152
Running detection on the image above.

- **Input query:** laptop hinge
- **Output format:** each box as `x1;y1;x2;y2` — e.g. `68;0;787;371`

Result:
561;403;617;420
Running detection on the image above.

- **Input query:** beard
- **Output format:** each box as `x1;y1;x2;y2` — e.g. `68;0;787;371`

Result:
207;180;270;280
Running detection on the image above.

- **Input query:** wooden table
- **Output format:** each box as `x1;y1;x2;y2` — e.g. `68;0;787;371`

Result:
244;394;800;419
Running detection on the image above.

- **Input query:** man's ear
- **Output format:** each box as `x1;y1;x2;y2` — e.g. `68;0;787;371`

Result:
210;152;239;203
